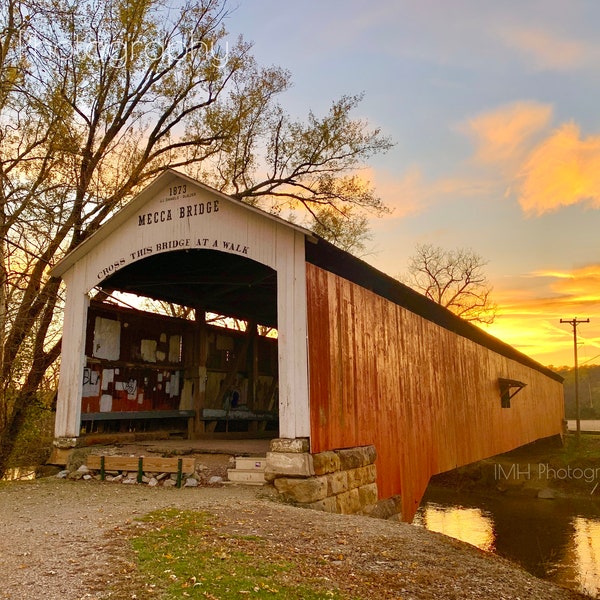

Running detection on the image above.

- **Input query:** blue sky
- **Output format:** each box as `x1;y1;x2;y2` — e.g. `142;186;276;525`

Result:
225;0;600;366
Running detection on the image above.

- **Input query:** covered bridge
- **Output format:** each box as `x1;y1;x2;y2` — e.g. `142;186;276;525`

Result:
51;170;564;521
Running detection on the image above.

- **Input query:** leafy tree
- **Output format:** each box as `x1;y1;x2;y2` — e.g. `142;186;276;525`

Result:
310;203;373;256
554;364;600;419
404;243;497;324
0;0;391;474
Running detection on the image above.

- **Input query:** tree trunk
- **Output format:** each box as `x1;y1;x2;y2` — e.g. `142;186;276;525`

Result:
0;391;32;477
0;334;62;479
0;213;7;432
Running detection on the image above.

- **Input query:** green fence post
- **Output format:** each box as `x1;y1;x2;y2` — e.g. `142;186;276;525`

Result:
176;458;183;488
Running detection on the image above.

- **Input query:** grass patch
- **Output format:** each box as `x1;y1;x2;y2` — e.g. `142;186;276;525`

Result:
555;433;600;464
120;508;348;599
430;433;600;494
495;432;600;470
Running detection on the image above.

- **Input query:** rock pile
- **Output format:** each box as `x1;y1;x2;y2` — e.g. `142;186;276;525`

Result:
56;462;224;487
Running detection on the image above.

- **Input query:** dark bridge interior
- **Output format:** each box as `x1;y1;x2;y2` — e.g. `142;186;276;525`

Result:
100;249;278;327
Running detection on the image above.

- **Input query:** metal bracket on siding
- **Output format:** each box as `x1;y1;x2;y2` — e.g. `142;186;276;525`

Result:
498;378;527;408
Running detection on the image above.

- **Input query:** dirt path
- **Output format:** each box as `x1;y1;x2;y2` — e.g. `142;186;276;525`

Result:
0;476;591;600
0;478;255;600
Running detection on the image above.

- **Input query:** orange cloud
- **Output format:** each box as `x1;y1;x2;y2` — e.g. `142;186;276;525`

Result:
501;27;587;71
499;265;600;314
486;265;600;366
546;265;600;303
465;101;553;167
463;103;600;216
516;123;600;215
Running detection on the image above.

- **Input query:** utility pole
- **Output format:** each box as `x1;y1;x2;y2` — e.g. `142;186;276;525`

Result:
560;317;590;440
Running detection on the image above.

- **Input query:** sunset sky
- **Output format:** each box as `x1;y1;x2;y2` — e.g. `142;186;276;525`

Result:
227;0;600;367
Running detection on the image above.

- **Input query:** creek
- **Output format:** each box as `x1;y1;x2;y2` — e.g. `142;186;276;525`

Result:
415;486;600;598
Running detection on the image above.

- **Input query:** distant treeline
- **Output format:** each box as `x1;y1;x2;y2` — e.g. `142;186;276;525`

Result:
550;364;600;419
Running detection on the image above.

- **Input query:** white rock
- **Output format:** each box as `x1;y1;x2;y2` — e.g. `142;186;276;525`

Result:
538;488;556;499
123;477;137;484
148;477;159;487
83;474;93;480
184;477;199;487
56;470;69;479
76;465;90;473
162;479;176;487
208;476;223;485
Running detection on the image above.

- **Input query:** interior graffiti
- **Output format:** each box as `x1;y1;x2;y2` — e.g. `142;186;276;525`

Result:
81;300;279;436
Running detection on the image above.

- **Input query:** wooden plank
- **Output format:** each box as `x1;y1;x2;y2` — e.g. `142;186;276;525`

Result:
200;408;277;421
55;272;89;438
142;457;195;473
81;410;195;421
87;456;138;471
306;263;565;522
275;227;310;439
87;455;195;473
192;309;208;436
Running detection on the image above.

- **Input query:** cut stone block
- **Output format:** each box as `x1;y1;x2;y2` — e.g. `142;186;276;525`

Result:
307;496;338;513
358;482;379;508
227;469;266;485
235;457;267;470
265;452;314;478
313;451;341;475
336;446;377;470
367;495;402;520
47;447;73;466
335;488;361;515
269;438;310;453
347;464;377;489
274;476;328;503
327;471;349;496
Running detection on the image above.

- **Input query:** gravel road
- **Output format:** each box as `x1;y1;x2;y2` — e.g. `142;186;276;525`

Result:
0;477;590;600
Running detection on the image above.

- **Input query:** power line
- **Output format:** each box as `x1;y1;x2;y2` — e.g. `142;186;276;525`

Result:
560;318;590;440
581;352;600;366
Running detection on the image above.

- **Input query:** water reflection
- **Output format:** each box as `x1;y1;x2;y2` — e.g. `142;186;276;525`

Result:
415;487;600;598
414;505;495;552
573;517;600;597
1;467;36;481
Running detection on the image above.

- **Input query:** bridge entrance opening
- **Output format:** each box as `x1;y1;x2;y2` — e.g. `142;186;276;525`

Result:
81;249;279;438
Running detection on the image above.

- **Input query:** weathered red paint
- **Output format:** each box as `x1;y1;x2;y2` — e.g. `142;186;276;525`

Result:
306;263;564;522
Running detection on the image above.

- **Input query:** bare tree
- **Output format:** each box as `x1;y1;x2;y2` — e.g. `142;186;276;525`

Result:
404;244;497;324
0;0;391;474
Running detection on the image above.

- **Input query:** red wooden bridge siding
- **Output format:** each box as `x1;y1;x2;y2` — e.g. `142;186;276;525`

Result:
306;263;564;522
